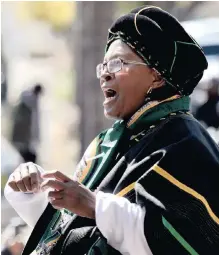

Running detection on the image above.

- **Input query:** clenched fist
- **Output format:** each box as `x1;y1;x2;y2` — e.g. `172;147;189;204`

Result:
8;162;43;193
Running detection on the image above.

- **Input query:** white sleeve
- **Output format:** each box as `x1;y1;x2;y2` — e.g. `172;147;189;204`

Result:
95;191;153;255
4;183;48;229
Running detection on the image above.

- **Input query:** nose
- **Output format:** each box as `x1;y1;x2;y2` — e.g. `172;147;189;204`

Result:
102;74;113;82
100;67;114;83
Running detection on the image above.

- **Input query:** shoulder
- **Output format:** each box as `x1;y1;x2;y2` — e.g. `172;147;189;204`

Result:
157;114;219;163
148;113;219;159
160;114;214;142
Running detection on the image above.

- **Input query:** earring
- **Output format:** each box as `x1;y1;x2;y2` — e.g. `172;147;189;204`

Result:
144;86;153;103
147;86;153;95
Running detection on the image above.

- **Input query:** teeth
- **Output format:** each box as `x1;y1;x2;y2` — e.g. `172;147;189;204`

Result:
103;94;118;104
105;96;115;102
106;90;116;98
102;87;117;99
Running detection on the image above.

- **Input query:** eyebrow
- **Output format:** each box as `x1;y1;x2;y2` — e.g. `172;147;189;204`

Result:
104;52;134;62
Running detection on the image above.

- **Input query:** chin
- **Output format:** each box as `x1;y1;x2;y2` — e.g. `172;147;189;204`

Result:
104;110;123;121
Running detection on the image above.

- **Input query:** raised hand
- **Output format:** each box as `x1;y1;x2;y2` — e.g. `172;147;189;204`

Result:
8;162;43;193
41;170;96;219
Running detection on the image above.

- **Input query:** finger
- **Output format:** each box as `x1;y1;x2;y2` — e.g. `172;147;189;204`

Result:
41;170;71;182
8;174;20;192
50;199;64;210
28;163;40;191
20;164;31;191
48;190;64;200
41;179;65;191
14;169;27;192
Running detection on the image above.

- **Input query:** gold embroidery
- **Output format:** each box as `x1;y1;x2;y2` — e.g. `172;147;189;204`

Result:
127;95;180;127
76;137;100;183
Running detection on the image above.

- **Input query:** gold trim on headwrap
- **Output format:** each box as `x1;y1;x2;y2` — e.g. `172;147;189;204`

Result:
108;28;117;35
134;6;162;36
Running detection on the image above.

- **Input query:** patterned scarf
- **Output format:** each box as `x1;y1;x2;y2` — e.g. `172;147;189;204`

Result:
77;95;190;190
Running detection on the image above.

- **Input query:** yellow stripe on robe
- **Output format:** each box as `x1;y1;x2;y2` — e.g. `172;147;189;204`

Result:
152;164;219;225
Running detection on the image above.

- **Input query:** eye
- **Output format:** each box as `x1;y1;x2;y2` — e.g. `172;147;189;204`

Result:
110;58;121;64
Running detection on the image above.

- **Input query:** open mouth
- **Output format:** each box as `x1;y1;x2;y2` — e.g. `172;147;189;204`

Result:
103;88;118;104
105;89;117;98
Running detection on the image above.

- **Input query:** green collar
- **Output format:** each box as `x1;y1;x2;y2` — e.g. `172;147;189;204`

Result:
111;95;190;131
84;95;190;188
128;95;190;130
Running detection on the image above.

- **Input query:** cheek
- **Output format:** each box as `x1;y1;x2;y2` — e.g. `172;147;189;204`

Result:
117;78;145;113
116;72;138;93
115;71;129;82
116;72;146;99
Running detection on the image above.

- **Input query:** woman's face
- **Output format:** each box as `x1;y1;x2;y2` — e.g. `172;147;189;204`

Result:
99;40;156;120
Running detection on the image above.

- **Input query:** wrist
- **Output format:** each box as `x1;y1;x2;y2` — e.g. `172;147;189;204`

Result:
85;191;96;219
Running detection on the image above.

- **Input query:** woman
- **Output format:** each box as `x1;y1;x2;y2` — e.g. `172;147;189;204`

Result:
5;6;219;255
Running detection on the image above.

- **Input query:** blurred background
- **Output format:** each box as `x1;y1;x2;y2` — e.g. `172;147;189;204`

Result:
1;1;219;254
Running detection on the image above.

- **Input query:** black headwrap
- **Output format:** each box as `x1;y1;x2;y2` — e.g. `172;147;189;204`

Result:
105;6;208;97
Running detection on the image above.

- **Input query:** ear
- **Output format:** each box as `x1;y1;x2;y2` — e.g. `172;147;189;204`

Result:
151;68;165;89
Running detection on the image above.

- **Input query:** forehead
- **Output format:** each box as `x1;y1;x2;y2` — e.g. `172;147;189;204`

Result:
104;39;137;61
